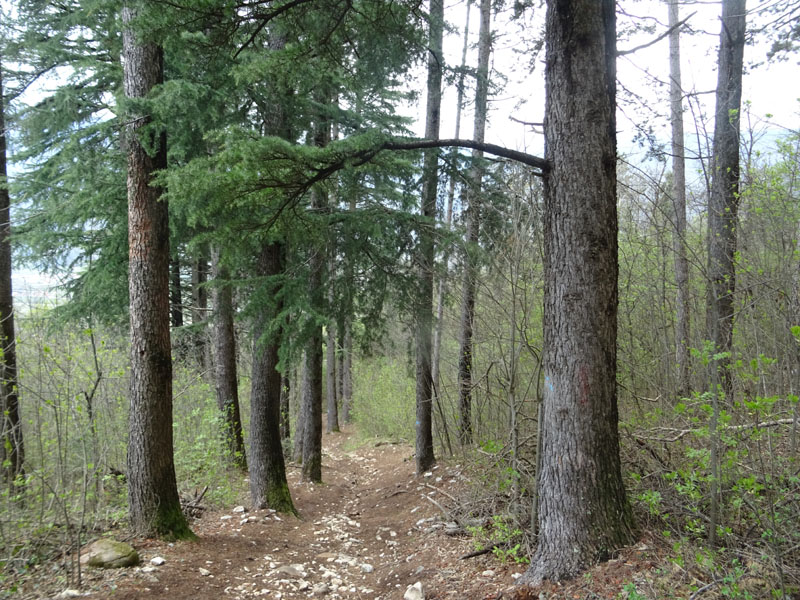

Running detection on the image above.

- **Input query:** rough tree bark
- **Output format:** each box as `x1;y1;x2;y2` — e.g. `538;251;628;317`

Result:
519;0;634;583
123;4;192;539
706;0;746;397
669;0;690;397
706;0;746;548
249;241;296;513
0;46;24;487
211;246;247;471
415;0;443;475
456;0;490;446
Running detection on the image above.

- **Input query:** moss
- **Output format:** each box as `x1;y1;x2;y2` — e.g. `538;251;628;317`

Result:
154;504;197;541
267;482;298;518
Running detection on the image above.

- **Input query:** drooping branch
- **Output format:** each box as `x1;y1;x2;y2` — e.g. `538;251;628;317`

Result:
382;138;548;173
617;12;696;57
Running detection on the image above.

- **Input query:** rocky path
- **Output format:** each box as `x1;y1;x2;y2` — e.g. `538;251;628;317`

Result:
73;428;525;599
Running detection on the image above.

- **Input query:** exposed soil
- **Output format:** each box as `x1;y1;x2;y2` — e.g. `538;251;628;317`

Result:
12;427;737;600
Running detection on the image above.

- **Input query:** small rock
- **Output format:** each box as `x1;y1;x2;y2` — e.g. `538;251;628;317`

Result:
275;565;304;579
57;590;81;599
360;563;374;574
316;552;337;561
312;582;330;595
150;556;166;566
297;581;310;591
220;515;233;521
199;567;211;576
511;573;522;580
141;566;156;573
482;569;495;577
80;539;140;569
404;581;425;600
232;505;247;513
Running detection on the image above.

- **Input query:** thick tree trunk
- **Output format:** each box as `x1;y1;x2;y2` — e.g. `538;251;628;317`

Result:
249;242;295;513
170;254;183;328
456;0;490;446
415;0;443;475
0;50;24;487
706;0;746;548
519;0;634;583
211;246;246;471
669;0;690;397
123;4;192;539
706;0;746;398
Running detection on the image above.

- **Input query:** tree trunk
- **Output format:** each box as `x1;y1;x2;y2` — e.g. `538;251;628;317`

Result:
192;253;210;373
415;0;443;475
456;0;490;447
249;242;296;513
211;246;247;471
432;0;471;415
668;0;690;397
170;254;183;328
519;0;634;583
123;4;192;539
341;323;353;423
706;0;746;548
293;360;307;464
706;0;746;399
326;323;339;433
0;46;24;488
301;324;323;482
301;105;329;482
279;370;291;441
326;244;339;433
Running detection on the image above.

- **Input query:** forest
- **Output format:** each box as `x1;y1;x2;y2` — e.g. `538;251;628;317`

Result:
1;0;799;598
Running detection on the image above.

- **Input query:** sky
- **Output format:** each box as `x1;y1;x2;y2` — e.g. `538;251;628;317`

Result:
407;0;800;172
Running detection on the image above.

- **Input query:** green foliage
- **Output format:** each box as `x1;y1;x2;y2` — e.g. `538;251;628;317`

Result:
466;514;529;565
351;357;414;441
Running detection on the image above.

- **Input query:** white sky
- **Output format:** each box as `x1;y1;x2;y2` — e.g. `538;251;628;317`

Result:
407;0;800;171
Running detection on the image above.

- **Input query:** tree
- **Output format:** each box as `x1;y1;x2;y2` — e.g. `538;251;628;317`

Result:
249;241;296;513
456;0;491;446
519;0;635;583
0;39;24;487
414;0;443;475
706;0;746;396
122;3;193;539
706;0;746;547
211;246;247;471
668;0;690;397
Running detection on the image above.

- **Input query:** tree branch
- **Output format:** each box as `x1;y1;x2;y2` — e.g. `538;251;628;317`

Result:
617;12;696;57
382;138;548;173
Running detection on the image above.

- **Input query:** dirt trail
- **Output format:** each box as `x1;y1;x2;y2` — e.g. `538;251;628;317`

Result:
75;428;523;599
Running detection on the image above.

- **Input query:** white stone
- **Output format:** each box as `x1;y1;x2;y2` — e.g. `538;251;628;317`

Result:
360;563;374;574
57;590;81;598
199;568;211;576
150;556;166;566
221;515;233;520
482;570;495;577
404;582;424;600
141;566;156;573
232;505;246;513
